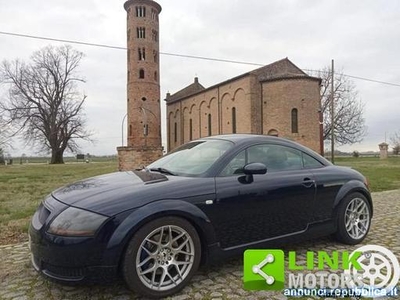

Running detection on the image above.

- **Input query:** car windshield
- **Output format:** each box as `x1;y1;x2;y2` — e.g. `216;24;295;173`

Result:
147;139;234;176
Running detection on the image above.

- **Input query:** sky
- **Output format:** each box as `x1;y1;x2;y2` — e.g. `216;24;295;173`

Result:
0;0;399;156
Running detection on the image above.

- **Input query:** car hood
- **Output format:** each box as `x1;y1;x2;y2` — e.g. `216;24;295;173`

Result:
51;171;214;216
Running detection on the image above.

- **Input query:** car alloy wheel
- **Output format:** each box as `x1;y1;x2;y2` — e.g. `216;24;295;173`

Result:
122;217;201;298
344;197;371;240
335;192;372;245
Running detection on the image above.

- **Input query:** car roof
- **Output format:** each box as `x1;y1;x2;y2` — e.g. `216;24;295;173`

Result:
202;134;292;144
199;134;332;166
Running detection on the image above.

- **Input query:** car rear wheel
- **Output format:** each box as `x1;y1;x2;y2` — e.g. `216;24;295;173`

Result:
335;192;371;245
122;216;201;298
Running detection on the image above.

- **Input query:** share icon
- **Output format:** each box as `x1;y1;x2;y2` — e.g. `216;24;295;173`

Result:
252;253;275;285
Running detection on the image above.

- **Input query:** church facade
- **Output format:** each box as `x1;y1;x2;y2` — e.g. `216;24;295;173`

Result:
166;58;323;153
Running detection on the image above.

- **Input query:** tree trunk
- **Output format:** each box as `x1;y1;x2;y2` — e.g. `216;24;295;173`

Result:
51;149;65;164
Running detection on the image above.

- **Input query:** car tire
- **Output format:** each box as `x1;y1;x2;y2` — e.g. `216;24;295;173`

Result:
122;216;201;298
335;192;372;245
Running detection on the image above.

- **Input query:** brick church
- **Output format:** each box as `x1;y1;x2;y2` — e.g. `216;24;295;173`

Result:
166;58;322;153
118;0;322;170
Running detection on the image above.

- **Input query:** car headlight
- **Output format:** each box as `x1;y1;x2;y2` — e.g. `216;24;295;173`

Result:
47;207;108;237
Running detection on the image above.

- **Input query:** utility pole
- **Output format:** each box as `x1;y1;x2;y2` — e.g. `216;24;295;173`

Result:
331;59;335;163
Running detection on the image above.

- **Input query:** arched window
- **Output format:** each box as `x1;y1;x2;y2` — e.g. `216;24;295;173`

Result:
291;108;298;133
138;47;145;60
137;27;146;39
208;114;212;136
189;119;193;141
232;107;237;133
174;122;177;143
136;6;146;17
268;129;279;137
139;69;145;79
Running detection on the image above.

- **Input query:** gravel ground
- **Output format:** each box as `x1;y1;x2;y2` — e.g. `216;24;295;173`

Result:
1;190;399;300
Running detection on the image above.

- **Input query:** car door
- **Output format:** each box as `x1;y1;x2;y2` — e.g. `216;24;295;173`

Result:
201;143;317;249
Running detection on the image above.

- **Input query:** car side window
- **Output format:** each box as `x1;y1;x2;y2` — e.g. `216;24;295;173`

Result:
220;144;306;176
302;152;324;169
220;150;246;176
263;145;303;172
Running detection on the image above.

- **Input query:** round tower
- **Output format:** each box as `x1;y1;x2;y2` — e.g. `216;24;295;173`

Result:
118;0;163;170
125;0;162;148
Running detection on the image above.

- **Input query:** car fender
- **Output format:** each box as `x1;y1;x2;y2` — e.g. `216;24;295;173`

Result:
104;199;217;264
332;180;372;219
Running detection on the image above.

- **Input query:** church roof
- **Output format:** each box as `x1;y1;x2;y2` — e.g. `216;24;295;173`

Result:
250;57;308;81
166;77;205;102
166;58;320;103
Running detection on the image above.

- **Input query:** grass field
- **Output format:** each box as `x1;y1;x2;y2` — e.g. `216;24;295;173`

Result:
0;156;399;245
0;161;118;244
335;156;400;192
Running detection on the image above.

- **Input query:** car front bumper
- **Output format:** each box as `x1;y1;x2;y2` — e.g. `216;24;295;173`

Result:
28;196;119;283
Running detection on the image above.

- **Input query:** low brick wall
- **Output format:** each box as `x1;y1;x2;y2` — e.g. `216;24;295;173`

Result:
117;146;163;171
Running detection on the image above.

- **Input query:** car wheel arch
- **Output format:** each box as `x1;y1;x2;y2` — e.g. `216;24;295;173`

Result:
332;181;373;220
106;199;217;270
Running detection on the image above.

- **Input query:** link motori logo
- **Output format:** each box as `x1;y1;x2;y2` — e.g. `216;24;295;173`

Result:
243;245;400;297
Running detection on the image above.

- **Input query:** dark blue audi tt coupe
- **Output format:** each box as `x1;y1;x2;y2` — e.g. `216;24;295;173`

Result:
29;134;372;298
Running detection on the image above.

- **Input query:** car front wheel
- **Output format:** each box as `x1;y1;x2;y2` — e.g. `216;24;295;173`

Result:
335;192;372;245
122;216;201;298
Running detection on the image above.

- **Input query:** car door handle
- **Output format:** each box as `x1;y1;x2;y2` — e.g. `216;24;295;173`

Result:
303;178;315;188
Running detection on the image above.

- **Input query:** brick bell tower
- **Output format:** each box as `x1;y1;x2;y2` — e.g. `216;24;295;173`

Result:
118;0;163;170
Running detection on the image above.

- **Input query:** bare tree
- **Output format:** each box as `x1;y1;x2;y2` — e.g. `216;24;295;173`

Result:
0;116;13;148
390;131;400;155
0;45;91;164
314;67;367;146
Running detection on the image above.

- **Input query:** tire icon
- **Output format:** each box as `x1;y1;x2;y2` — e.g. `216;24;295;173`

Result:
344;245;400;294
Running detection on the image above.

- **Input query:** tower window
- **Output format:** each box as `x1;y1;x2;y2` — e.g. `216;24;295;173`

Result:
232;107;237;133
137;27;146;39
153;50;158;63
154;71;157;81
208;114;212;136
136;6;146;17
152;30;158;42
138;47;146;60
127;71;130;81
291;108;298;133
129;125;132;136
151;9;157;20
139;69;145;79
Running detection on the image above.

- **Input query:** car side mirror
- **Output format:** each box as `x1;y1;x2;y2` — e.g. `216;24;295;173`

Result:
243;163;267;175
240;163;267;184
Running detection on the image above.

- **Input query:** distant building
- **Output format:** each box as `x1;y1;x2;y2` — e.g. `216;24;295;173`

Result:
166;58;322;153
